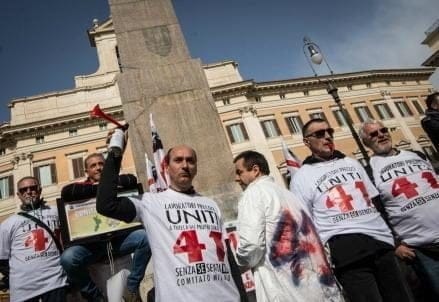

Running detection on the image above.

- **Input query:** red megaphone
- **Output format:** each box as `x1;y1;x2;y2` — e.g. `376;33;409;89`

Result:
90;104;128;130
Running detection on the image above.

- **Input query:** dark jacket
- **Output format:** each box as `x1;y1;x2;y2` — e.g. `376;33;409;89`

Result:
61;174;137;201
421;108;439;151
302;150;346;165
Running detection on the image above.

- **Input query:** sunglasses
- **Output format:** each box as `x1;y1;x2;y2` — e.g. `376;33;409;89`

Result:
369;127;389;138
18;185;39;194
305;128;334;139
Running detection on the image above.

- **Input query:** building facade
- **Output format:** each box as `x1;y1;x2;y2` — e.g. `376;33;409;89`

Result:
422;19;439;67
0;19;436;221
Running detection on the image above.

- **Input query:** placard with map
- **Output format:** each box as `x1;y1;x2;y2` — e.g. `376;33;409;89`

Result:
57;186;143;246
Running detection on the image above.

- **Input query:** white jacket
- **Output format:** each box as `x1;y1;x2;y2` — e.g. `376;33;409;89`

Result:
236;176;343;302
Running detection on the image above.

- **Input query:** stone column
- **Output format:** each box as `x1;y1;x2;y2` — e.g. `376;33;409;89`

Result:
239;106;284;185
109;0;240;219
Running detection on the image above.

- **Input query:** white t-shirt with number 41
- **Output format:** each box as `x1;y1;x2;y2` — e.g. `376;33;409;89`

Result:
291;157;394;246
370;150;439;246
129;188;240;302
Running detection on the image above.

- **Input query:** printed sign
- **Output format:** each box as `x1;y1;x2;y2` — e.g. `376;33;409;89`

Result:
57;187;143;246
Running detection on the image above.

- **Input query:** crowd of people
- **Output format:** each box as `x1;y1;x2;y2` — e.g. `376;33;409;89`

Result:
0;92;438;302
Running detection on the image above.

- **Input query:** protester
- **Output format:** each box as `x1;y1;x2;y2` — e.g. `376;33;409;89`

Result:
96;129;241;301
233;150;343;301
0;176;68;302
421;92;439;151
60;152;150;302
290;118;413;302
360;119;439;300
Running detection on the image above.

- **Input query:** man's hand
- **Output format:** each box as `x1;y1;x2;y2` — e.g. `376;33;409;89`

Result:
107;128;128;156
395;244;416;260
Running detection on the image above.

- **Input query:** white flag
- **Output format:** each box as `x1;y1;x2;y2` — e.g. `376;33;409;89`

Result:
150;113;169;191
145;153;158;193
281;140;301;179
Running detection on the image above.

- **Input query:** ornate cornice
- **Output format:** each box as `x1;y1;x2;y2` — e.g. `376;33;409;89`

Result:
380;90;391;97
8;79;117;107
422;49;439;67
210;80;254;98
239;106;257;116
211;67;435;100
87;18;114;47
1;106;124;139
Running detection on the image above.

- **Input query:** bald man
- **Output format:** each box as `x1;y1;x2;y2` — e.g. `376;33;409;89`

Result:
97;141;241;302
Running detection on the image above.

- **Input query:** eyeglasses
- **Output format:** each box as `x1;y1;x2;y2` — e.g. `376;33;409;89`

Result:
18;185;39;194
305;128;334;139
369;127;389;138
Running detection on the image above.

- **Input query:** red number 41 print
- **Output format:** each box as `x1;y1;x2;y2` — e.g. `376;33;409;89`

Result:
391;172;439;199
326;181;371;212
173;230;225;263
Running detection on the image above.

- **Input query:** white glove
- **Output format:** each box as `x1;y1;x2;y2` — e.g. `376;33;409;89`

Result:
108;128;126;156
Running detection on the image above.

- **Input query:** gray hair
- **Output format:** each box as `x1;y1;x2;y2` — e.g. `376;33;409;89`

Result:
359;119;384;145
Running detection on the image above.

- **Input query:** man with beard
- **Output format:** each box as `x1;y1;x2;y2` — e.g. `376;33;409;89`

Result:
290;118;413;302
360;119;439;300
60;153;150;302
233;150;343;301
0;176;68;301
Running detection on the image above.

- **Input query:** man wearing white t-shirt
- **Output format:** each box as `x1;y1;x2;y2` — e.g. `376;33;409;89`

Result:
360;119;439;300
233;150;343;302
290;118;412;302
96;130;240;302
0;176;67;302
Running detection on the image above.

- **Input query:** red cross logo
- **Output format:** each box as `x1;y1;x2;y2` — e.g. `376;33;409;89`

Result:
326;185;354;212
24;229;48;252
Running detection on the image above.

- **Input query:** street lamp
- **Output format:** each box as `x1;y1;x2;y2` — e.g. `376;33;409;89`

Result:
302;36;370;163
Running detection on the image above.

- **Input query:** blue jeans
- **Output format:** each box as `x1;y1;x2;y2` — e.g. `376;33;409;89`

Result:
60;229;150;299
413;249;439;300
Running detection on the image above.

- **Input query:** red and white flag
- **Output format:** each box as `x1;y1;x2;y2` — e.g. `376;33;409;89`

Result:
145;153;158;193
281;140;301;179
150;113;169;191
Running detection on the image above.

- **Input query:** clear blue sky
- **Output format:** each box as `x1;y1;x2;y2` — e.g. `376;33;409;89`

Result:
1;0;438;123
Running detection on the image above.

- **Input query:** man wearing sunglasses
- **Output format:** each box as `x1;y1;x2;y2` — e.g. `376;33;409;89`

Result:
290;118;412;302
0;176;68;301
360;119;439;300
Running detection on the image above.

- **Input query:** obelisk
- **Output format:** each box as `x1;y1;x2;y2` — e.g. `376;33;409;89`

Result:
109;0;240;219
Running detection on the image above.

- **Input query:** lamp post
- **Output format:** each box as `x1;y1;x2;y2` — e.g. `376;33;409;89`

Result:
302;36;370;163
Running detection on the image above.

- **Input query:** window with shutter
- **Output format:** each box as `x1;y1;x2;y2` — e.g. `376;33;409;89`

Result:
285;116;303;134
354;106;374;122
72;158;85;179
395;101;413;117
50;163;57;184
33;164;57;186
260;119;281;138
411;100;424;114
373;103;394;120
333;110;348;126
226;123;249;144
0;175;14;200
8;175;14;196
33;167;40;184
